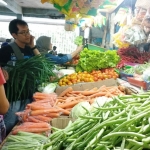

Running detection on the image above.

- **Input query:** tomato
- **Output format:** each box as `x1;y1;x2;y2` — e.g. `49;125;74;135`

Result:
68;82;72;85
94;77;98;81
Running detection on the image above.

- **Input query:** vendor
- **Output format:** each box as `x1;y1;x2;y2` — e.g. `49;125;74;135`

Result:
36;36;83;64
0;67;9;143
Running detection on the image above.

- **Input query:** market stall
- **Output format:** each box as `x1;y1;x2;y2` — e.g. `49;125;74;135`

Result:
1;0;150;149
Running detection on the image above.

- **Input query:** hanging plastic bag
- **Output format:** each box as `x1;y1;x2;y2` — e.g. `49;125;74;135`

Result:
127;8;133;26
114;8;128;25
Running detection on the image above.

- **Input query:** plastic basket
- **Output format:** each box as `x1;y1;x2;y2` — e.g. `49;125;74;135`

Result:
88;44;106;52
127;77;150;90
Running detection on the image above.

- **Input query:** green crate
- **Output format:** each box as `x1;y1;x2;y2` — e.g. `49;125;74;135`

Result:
88;44;106;52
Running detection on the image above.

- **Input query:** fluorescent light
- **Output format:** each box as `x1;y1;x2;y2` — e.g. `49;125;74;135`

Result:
0;0;7;6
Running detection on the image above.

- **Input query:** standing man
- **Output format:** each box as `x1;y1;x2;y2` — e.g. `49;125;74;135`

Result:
0;19;40;134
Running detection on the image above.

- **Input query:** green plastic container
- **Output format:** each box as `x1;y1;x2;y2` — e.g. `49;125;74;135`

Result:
88;44;106;52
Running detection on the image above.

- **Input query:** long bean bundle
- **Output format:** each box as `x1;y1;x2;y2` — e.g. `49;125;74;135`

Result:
44;92;150;150
5;55;56;103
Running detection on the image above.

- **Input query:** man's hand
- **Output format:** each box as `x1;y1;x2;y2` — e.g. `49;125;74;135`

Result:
2;69;9;81
28;35;35;48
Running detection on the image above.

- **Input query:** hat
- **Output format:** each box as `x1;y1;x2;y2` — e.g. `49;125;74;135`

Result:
36;36;51;53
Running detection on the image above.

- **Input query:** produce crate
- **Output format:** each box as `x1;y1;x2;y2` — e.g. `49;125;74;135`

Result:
120;72;133;81
88;43;106;52
127;77;150;90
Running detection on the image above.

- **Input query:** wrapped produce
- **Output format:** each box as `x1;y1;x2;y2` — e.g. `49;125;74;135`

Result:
113;26;130;48
123;25;147;45
114;8;128;26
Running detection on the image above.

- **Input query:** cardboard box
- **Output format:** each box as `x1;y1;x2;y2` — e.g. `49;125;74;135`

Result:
55;78;117;95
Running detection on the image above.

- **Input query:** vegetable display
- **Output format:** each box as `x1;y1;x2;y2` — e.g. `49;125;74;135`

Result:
76;48;120;72
2;131;49;150
117;47;150;68
5;55;56;103
55;85;125;115
58;69;119;86
14;92;63;134
43;92;150;150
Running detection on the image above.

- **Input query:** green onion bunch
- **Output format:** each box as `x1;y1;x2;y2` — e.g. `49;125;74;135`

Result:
5;55;56;103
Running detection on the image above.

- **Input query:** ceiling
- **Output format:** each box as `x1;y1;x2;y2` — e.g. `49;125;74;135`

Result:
14;0;55;9
0;0;137;19
0;0;64;18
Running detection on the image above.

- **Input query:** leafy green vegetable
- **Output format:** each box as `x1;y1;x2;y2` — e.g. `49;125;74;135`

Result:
70;101;91;119
74;36;83;46
5;55;57;103
76;48;120;72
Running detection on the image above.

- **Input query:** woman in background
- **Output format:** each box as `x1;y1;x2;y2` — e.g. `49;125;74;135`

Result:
36;36;83;64
0;67;9;143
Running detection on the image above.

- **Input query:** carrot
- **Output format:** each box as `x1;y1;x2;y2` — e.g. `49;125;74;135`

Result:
17;122;50;128
30;109;59;116
61;109;70;115
33;95;52;100
89;92;107;98
71;90;99;96
57;101;80;109
59;87;73;97
34;92;56;97
33;115;52;122
28;116;44;123
30;105;52;110
12;127;51;135
33;99;54;103
89;87;98;91
44;112;60;118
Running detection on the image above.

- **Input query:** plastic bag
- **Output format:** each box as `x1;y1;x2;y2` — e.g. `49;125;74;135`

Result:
114;8;128;25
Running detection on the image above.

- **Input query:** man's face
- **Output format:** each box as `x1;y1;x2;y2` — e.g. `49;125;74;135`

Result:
12;24;31;44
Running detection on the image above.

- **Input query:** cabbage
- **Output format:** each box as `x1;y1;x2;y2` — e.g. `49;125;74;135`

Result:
38;82;57;93
43;83;57;94
91;96;113;110
70;102;91;119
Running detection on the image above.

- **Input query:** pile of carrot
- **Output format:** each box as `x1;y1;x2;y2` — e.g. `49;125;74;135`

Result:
55;85;125;113
14;92;70;134
12;122;51;135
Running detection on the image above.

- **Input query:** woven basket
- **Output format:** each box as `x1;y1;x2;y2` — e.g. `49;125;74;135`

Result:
135;0;150;9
